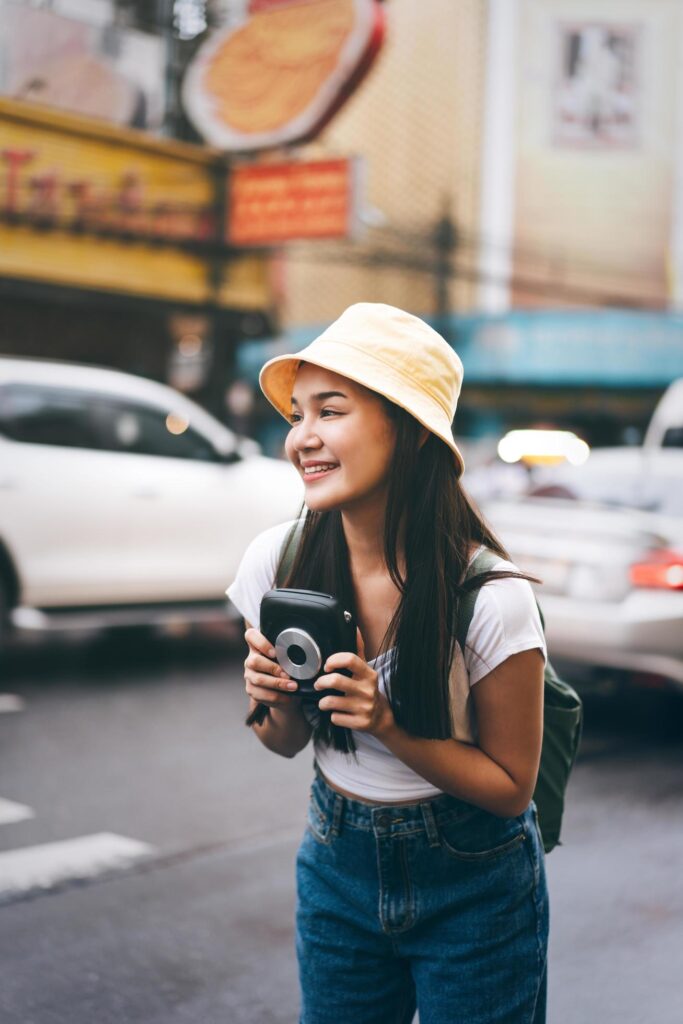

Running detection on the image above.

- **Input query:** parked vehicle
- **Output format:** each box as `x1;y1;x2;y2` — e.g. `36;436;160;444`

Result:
644;377;683;449
476;447;683;695
0;357;303;645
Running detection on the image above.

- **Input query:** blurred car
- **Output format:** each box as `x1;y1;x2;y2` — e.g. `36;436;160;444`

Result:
474;447;683;695
644;376;683;449
0;357;303;646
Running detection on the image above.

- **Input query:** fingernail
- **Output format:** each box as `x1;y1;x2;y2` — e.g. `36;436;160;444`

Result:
286;681;297;690
268;648;276;658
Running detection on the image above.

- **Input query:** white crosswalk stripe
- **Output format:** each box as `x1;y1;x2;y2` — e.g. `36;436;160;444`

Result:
0;694;25;713
0;832;157;901
0;797;34;825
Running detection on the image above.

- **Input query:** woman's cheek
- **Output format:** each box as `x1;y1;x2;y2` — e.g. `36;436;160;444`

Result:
284;430;298;466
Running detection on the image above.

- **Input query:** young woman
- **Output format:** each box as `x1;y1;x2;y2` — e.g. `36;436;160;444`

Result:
227;303;549;1024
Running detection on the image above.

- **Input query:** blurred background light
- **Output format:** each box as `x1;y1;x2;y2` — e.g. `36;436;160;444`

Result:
178;334;204;357
173;0;207;41
498;429;591;466
166;412;190;434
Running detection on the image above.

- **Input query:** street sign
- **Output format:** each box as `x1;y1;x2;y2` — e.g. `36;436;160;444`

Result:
228;157;362;245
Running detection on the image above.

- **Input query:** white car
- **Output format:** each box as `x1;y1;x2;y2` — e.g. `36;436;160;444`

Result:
0;357;303;643
476;447;683;695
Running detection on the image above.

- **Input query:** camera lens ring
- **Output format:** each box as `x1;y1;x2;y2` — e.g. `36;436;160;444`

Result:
275;627;322;680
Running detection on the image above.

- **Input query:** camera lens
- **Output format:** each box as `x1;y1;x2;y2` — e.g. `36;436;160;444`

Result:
275;628;322;680
287;644;307;666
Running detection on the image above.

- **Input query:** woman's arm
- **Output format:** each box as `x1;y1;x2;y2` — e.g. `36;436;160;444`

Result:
317;641;544;817
243;622;313;758
374;649;544;816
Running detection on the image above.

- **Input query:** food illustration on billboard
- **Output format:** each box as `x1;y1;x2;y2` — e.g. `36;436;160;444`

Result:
183;0;385;151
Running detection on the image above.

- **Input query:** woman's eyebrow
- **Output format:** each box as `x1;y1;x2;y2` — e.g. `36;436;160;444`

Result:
291;391;349;406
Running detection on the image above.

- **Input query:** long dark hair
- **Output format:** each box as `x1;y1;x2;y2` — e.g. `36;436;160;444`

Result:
278;402;538;753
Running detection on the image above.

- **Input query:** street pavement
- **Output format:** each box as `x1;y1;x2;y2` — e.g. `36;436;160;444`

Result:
0;630;682;1024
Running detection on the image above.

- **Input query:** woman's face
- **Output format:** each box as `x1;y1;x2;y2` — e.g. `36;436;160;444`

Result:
284;363;397;514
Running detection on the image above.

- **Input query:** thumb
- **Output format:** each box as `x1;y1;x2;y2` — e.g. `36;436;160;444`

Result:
356;626;366;660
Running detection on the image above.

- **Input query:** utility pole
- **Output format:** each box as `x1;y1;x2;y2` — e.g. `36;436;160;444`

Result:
157;0;181;137
433;204;458;343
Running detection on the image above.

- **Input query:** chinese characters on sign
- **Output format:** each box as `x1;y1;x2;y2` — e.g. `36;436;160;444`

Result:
0;147;214;241
228;158;361;245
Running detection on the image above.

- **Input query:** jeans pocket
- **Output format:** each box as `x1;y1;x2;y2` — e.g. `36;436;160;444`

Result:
305;793;333;846
438;810;527;862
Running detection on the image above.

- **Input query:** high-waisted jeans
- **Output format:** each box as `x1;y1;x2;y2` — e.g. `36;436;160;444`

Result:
295;766;549;1024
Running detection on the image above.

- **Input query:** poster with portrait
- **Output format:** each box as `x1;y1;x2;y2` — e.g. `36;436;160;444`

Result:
554;22;640;148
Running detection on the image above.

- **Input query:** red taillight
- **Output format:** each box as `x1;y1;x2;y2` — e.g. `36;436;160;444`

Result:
629;550;683;590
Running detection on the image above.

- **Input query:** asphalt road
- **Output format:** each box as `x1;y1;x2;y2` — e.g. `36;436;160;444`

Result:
1;629;682;1024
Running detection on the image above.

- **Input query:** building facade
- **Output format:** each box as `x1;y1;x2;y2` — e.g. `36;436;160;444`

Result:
0;97;273;418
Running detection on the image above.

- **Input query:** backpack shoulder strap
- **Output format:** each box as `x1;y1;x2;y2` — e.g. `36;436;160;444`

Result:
455;548;506;652
275;519;305;586
456;548;548;652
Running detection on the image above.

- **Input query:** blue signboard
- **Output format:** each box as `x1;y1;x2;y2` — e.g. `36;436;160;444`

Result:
237;310;683;388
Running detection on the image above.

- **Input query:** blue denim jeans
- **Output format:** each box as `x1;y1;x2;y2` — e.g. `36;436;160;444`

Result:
295;767;549;1024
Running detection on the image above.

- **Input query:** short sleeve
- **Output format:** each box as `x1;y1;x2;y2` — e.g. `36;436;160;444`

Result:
225;520;298;627
462;561;547;687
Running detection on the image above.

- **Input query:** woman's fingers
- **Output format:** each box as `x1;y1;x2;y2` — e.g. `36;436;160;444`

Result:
243;626;299;709
244;626;278;660
245;650;288;677
247;683;295;707
314;672;352;693
324;651;365;674
245;668;297;692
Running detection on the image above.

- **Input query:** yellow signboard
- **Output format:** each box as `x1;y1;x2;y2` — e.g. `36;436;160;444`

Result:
0;98;269;308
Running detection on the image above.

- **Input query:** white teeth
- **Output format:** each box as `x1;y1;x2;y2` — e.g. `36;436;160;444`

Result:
303;464;337;474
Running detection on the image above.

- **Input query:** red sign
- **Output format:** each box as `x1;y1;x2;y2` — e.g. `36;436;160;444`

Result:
182;0;385;152
228;158;360;245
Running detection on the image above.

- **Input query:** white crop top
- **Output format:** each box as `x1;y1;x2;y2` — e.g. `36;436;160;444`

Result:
226;520;547;803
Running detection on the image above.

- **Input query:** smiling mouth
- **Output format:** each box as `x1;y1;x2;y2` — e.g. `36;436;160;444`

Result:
301;464;339;481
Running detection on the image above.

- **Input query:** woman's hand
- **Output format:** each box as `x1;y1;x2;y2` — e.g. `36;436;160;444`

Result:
244;626;298;710
314;628;395;737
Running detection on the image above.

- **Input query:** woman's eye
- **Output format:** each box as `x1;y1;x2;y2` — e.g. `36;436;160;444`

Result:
320;408;340;418
289;413;302;423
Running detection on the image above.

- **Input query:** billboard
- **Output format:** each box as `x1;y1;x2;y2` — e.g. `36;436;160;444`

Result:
0;0;165;130
228;158;362;244
0;98;269;310
183;0;385;151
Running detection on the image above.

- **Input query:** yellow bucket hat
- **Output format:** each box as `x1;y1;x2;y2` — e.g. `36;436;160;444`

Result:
259;302;465;474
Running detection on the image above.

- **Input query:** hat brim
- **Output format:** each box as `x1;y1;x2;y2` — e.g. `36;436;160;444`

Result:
259;348;465;476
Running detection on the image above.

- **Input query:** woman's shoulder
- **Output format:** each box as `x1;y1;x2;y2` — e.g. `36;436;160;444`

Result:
225;518;303;625
471;547;538;605
468;545;529;580
244;518;302;560
463;547;547;684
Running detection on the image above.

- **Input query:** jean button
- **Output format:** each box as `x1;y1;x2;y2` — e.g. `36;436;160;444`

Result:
376;813;390;828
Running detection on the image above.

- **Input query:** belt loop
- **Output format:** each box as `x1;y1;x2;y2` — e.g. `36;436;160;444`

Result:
330;793;344;838
421;802;441;848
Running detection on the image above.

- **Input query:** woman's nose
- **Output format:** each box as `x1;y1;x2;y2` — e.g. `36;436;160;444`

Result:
293;423;322;451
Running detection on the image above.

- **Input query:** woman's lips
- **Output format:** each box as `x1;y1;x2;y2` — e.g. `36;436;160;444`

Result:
301;465;339;482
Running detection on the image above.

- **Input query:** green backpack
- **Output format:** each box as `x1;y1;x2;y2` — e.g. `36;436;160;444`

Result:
459;548;583;853
276;528;583;853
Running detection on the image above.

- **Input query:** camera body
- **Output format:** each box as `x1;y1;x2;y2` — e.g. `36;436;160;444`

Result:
260;588;356;700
